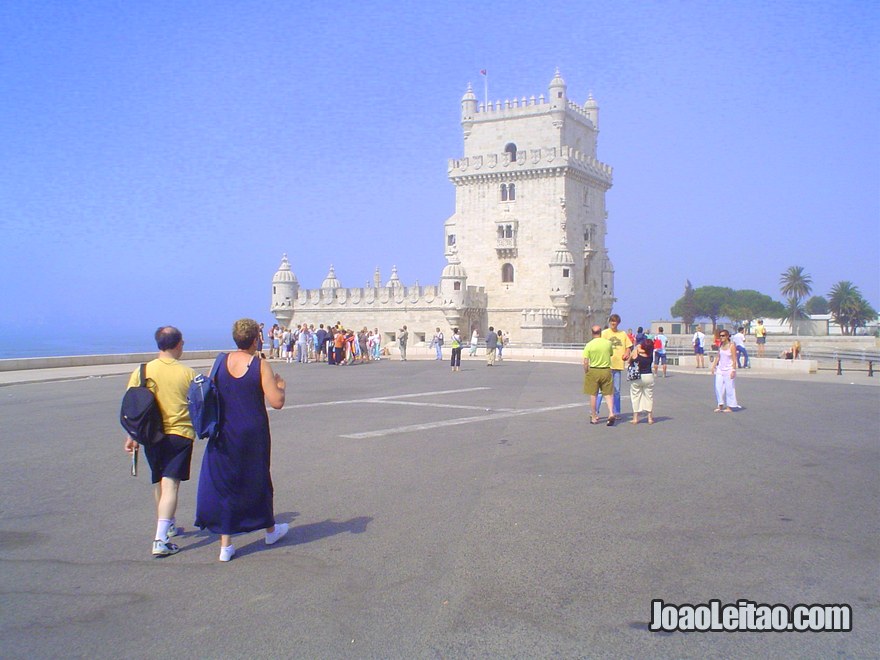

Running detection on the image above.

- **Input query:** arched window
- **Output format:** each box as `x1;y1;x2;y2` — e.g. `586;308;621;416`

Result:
501;263;514;283
505;143;517;162
500;184;508;201
508;183;516;201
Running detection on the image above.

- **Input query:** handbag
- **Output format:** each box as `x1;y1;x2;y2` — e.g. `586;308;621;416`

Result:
626;360;641;381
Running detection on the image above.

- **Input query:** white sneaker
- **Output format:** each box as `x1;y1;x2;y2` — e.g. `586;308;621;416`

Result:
265;522;289;545
219;545;235;562
166;522;180;538
152;539;180;558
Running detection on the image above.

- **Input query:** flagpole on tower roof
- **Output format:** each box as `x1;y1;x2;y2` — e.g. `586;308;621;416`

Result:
480;69;488;110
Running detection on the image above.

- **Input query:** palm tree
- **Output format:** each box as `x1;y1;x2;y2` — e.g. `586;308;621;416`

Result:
779;266;813;303
781;297;809;335
828;281;877;335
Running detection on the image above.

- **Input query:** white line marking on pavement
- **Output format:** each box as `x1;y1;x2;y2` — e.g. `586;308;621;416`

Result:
377;400;516;412
278;387;490;410
340;402;584;439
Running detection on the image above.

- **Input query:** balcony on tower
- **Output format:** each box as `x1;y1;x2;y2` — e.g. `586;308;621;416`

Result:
495;221;518;258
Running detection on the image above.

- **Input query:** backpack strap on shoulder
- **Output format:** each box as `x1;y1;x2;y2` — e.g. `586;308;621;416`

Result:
209;353;227;379
139;363;147;387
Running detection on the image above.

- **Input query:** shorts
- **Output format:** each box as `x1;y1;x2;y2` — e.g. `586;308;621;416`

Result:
583;367;613;396
694;346;704;355
653;352;667;365
142;434;194;484
756;337;766;344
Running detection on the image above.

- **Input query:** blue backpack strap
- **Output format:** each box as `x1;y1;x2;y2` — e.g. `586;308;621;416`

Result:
209;352;227;379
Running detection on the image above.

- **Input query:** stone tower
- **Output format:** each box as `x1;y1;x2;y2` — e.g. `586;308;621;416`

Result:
445;69;614;343
270;254;298;329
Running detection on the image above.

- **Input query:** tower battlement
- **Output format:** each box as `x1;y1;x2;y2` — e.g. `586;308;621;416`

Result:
448;146;612;185
471;96;595;127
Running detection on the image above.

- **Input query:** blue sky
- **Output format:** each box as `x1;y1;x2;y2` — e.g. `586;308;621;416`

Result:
1;1;878;354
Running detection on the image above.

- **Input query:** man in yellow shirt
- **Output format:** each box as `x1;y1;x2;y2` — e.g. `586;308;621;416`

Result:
124;326;196;558
596;314;631;417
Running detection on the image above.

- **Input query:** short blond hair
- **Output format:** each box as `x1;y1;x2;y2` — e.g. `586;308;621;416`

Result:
232;318;260;350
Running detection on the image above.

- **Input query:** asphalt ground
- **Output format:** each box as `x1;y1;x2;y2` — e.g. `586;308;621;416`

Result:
0;356;878;658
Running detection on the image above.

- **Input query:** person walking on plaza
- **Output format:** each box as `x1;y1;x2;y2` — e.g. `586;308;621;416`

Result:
629;338;656;425
194;318;289;562
583;325;616;426
652;327;668;377
693;325;707;368
596;314;631;418
432;327;444;360
711;329;740;412
123;326;196;558
450;327;462;372
754;319;767;357
468;327;479;357
485;326;498;366
496;329;505;361
398;325;408;361
731;326;749;368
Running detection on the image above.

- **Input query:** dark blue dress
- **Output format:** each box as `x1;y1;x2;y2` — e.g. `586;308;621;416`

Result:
195;355;275;534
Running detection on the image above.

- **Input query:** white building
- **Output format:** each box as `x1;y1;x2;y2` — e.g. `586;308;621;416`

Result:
272;70;615;345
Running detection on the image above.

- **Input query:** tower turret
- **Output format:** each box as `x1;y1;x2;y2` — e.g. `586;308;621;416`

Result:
386;265;402;289
321;264;340;289
584;92;599;129
549;68;567;126
271;253;298;328
440;250;468;328
548;240;575;316
461;83;477;139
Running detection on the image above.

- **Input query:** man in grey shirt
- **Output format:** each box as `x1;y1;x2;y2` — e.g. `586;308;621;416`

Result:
398;325;408;361
485;326;498;366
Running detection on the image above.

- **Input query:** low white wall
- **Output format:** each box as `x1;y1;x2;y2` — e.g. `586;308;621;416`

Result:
0;350;223;372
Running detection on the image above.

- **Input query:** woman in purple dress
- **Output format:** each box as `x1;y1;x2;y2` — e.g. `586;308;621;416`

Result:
195;318;288;562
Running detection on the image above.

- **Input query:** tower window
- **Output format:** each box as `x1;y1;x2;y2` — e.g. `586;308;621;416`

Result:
505;143;517;162
447;234;456;246
501;263;514;283
454;281;461;291
508;183;515;201
500;184;508;201
273;286;276;294
562;268;570;278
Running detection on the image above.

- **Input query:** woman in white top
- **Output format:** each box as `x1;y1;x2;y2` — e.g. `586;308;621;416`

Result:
710;330;739;412
469;329;479;357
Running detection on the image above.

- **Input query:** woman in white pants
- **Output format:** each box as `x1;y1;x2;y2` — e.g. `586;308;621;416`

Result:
628;338;655;424
711;330;739;412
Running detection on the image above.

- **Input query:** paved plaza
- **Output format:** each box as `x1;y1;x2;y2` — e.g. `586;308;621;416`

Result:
0;357;878;658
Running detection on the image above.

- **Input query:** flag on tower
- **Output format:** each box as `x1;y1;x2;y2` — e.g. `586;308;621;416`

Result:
480;69;487;75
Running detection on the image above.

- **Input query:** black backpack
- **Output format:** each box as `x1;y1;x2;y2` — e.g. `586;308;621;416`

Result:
120;364;164;445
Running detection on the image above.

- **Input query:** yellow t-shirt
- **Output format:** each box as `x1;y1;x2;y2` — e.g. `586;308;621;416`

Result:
601;328;630;370
754;324;766;338
127;358;197;440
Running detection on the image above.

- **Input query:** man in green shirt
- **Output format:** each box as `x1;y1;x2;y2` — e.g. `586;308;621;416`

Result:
583;324;616;426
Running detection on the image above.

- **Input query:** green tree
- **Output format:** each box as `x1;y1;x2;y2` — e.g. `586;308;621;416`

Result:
804;295;829;315
692;286;735;332
670;280;698;330
779;266;813;302
828;281;878;335
779;266;813;333
722;289;785;328
781;297;809;335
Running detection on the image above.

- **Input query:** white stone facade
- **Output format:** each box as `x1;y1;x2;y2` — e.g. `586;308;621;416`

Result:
272;70;614;345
